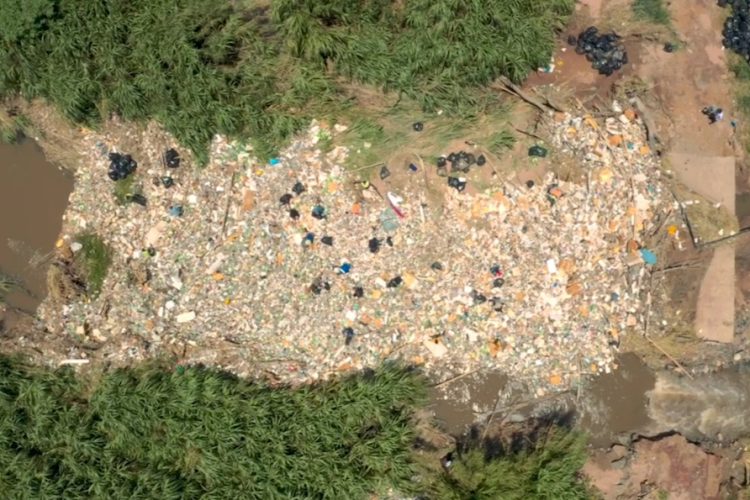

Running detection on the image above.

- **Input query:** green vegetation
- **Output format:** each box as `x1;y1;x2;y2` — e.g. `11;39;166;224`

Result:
728;53;750;153
0;0;573;163
112;175;137;205
632;0;672;26
484;129;518;156
0;353;596;499
0;358;424;499
425;426;594;500
0;109;31;144
72;233;111;297
0;270;18;297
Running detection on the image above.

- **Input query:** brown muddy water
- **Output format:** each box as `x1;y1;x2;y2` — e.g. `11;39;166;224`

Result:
0;140;72;311
431;353;656;447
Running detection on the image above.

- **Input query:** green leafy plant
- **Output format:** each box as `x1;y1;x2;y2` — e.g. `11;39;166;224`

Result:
423;424;594;500
632;0;672;26
72;232;111;297
112;175;136;205
485;129;517;156
0;0;573;162
0;358;427;499
0;270;18;297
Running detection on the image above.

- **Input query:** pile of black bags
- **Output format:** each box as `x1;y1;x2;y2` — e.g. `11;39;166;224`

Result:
720;0;750;61
436;150;486;177
568;26;628;76
108;152;137;181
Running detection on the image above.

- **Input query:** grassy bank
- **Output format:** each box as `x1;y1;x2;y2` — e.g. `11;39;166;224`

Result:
0;356;595;499
0;359;426;498
0;0;573;163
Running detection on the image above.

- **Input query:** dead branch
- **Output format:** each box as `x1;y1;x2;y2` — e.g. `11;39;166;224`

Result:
497;76;565;113
432;369;481;389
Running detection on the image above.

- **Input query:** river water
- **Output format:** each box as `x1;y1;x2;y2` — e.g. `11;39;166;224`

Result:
0;139;73;311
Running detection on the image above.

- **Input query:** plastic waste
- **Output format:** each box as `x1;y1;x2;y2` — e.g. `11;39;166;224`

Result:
338;262;351;274
574;26;628;75
379;208;400;232
303;232;314;246
476;155;486;166
310;277;330;295
385;236;393;247
160;176;174;188
528;145;548;158
292;182;305;195
311;205;326;219
321;235;333;246
387;276;403;288
353;286;364;298
412;122;424;132
471;290;487;304
493;278;505;288
489;297;504;312
437;157;447;168
639;248;657;265
164;148;180;168
447;176;467;192
368;238;381;253
380;165;391;180
343;327;355;346
526;180;535;189
408;163;418;172
269;158;280;165
279;193;293;205
289;208;300;220
386;192;405;218
107;152;137;181
431;262;444;271
663;42;675;53
168;204;183;217
125;193;147;206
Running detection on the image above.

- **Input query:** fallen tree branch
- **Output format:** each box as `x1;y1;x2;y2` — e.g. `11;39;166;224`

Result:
432;369;481;389
643;273;694;380
497;76;565;113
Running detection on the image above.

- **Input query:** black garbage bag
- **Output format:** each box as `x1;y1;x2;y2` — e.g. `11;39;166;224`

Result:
528;145;548;158
380;165;391;180
572;26;628;75
164;148;180;168
107;152;137;181
567;34;577;46
125;193;147;206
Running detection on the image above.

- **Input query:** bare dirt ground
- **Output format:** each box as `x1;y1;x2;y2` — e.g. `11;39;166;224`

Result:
549;0;750;497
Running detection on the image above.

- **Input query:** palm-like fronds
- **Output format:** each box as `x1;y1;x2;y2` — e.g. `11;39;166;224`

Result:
0;357;427;499
0;0;572;161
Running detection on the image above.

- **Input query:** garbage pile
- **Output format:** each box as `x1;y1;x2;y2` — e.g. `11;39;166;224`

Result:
438;150;487;192
720;0;750;61
107;152;137;181
569;27;628;76
45;106;670;392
